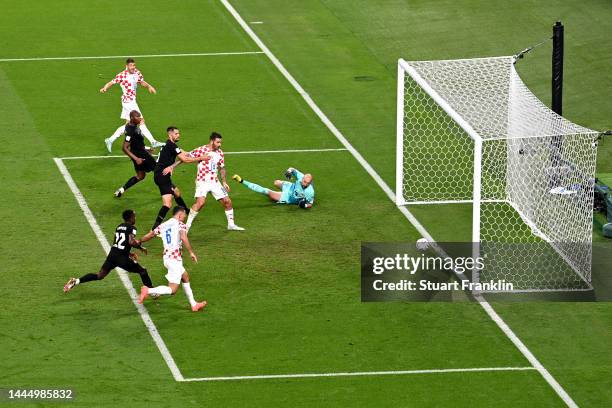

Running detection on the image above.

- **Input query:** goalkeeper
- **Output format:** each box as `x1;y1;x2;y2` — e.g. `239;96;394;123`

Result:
232;167;314;209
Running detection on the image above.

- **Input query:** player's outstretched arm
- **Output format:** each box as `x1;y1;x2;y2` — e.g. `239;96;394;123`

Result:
99;80;115;93
140;80;157;94
177;151;209;164
140;229;158;244
162;160;182;175
179;230;197;263
285;167;304;180
130;235;147;255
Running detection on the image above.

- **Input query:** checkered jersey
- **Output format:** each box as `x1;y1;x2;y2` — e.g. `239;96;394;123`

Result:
153;218;188;260
112;68;144;103
189;145;225;182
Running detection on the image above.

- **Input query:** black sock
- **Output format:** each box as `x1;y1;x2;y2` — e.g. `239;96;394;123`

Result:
139;270;153;288
123;176;141;191
174;196;190;215
152;206;170;230
78;273;99;284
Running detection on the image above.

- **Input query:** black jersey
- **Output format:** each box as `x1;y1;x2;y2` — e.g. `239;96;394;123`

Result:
110;222;137;256
155;139;181;174
124;124;147;156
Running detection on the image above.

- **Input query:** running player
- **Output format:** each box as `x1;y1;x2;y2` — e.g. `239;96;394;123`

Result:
233;167;314;209
138;206;206;312
63;209;152;293
100;57;164;152
164;132;244;231
151;126;208;230
114;110;157;198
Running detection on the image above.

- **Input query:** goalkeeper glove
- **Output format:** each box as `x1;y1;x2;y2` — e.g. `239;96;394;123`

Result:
298;199;311;209
284;167;294;180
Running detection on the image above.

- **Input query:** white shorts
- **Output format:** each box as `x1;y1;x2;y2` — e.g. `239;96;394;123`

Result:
120;100;141;120
163;257;185;284
195;180;228;200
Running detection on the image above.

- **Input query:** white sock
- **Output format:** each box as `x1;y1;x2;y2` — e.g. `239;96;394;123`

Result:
109;124;125;143
109;125;125;143
182;282;196;307
140;124;157;144
75;278;80;285
186;210;198;229
149;285;173;296
225;209;235;226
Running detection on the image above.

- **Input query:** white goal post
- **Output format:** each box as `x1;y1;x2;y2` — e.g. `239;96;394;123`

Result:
396;56;599;292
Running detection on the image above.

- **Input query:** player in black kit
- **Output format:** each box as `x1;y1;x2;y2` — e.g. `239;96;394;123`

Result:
151;126;207;230
63;209;152;293
114;110;158;198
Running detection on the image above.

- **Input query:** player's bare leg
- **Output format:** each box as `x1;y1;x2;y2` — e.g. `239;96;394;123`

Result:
181;272;206;312
115;170;146;198
186;196;206;230
233;174;281;202
64;267;111;293
172;187;190;215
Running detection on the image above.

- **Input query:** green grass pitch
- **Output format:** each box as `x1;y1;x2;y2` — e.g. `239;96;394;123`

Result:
1;0;611;406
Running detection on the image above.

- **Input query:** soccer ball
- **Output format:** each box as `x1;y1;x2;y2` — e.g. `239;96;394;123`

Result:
416;238;429;251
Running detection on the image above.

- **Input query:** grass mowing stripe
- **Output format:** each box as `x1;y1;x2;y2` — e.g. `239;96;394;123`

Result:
183;366;537;382
0;51;264;63
53;158;185;382
219;1;578;406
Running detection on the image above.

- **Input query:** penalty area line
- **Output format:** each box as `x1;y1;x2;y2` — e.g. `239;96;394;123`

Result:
58;147;348;160
53;157;185;382
182;366;536;382
0;51;264;63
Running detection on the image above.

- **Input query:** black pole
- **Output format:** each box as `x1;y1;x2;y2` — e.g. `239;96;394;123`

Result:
550;22;565;173
552;21;564;115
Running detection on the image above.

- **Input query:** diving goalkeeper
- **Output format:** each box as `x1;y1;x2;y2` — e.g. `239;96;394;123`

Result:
232;167;314;209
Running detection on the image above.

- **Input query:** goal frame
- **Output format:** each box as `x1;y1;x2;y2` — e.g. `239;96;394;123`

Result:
395;57;596;292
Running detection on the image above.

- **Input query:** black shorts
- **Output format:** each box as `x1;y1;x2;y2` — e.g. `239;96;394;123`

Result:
132;153;156;173
154;172;175;196
101;251;146;274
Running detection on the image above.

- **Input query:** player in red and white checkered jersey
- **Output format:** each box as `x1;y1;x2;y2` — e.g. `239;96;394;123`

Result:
165;131;244;231
99;57;164;152
137;207;206;312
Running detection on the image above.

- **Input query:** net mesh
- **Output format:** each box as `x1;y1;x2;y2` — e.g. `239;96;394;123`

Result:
399;56;598;291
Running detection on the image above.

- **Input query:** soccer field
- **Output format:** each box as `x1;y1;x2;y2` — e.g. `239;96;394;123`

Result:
2;0;612;406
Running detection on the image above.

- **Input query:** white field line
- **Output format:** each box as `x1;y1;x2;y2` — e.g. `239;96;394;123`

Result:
53;158;184;382
58;147;348;160
183;366;536;382
0;51;263;63
219;1;578;406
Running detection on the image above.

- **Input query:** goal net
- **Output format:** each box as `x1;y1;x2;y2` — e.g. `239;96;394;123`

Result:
396;56;599;291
